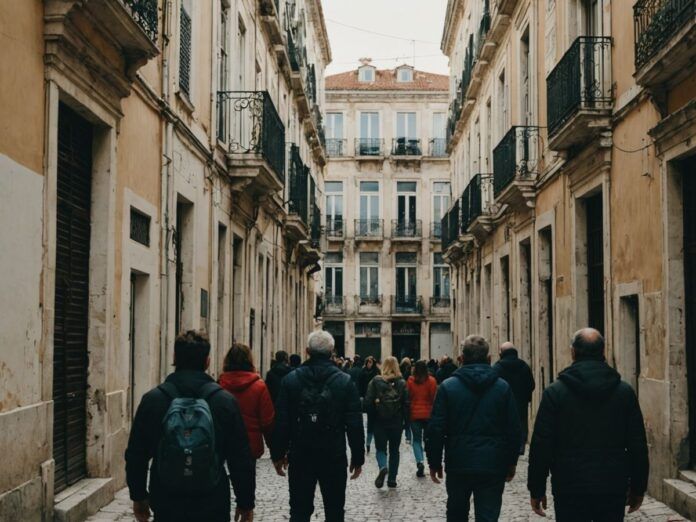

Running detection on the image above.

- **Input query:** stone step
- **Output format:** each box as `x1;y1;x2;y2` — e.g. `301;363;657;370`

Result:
54;478;115;522
663;477;696;521
680;470;696;487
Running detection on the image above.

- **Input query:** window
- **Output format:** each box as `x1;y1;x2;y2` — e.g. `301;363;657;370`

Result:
326;113;344;156
359;112;380;155
358;181;380;236
236;17;246;90
395;253;418;307
497;69;508;138
485;98;492;169
359;66;375;82
433;253;451;300
325;252;343;306
359;253;380;302
397;67;413;82
130;208;151;247
396;112;417;140
520;27;531;125
216;2;230;140
179;1;193;96
396;181;417;235
325;181;343;236
432;182;451;238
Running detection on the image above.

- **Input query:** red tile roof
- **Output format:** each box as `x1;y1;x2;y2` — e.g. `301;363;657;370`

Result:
326;67;449;91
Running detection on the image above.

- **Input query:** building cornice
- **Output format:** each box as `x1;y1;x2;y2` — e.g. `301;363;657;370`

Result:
306;0;332;65
326;90;449;101
441;0;464;56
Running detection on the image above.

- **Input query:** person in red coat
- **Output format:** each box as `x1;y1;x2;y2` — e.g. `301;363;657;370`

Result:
219;343;275;460
407;360;437;477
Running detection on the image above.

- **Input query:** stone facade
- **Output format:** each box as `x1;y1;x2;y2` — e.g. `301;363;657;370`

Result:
440;0;696;516
321;65;454;362
0;0;330;519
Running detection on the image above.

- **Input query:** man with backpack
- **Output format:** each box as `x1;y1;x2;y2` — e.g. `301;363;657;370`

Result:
271;330;365;522
125;331;255;522
426;335;521;522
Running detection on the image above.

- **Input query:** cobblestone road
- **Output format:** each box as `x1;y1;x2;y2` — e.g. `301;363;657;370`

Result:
90;440;687;522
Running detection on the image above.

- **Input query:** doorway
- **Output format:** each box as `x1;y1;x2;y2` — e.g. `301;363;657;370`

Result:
392;322;421;361
683;160;696;467
430;323;453;360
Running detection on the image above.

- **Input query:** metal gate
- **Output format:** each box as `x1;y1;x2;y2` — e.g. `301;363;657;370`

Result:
586;194;605;335
683;165;696;467
53;103;92;492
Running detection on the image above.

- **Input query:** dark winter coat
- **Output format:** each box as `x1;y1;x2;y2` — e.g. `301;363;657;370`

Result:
364;375;410;429
270;357;365;467
359;365;380;398
426;364;521;477
265;362;293;404
348;364;363;391
125;370;255;520
527;358;649;499
493;349;535;435
436;361;458;384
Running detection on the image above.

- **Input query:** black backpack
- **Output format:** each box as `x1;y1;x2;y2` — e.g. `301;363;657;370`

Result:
156;382;223;493
296;372;342;448
375;378;403;421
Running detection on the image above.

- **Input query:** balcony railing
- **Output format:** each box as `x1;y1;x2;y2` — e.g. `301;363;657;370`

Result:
477;9;491;58
430;296;452;311
460;174;491;232
493;126;539;198
547;36;612;137
288;145;308;224
309;181;321;247
356;294;383;314
391;295;424;315
392;138;422;156
634;0;695;68
217;91;286;183
429;138;448;157
431;221;443;240
391;220;423;239
355;219;384;239
326;219;344;239
123;0;159;42
355;138;384;156
323;295;346;315
442;198;460;251
326;138;347;157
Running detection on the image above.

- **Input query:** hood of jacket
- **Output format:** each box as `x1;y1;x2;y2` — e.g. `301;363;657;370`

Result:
218;370;260;392
269;363;292;379
165;370;216;396
496;349;526;371
557;359;621;399
294;357;341;384
453;364;499;393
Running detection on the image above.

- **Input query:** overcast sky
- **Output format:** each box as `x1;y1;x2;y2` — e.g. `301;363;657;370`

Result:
322;0;450;77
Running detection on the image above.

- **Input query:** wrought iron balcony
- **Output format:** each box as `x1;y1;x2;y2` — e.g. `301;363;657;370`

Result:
217;91;286;191
431;221;443;240
441;198;461;252
123;0;158;42
634;0;695;87
355;138;384;157
547;36;612;149
326;139;347;157
493;126;539;207
356;294;383;315
460;174;487;232
430;296;452;312
323;295;346;316
391;138;422;156
477;9;492;59
288;144;309;226
326;218;344;240
391;295;424;315
355;219;384;239
429;138;447;157
391;220;423;240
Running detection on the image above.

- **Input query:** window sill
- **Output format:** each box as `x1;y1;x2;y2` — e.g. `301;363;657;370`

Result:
177;90;195;114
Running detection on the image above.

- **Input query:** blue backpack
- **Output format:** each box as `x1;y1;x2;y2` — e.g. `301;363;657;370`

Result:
156;382;223;493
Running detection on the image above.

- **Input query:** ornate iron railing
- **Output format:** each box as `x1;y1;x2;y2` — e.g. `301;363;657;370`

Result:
391;295;424;315
460;174;492;232
355;138;384;156
431;221;443;239
288;145;308;224
477;8;491;58
634;0;695;67
355;219;384;238
326;218;344;239
309;176;321;246
429;138;447;157
547;36;612;137
217;91;286;182
430;296;452;310
493;126;539;197
326;138;347;157
391;220;423;239
356;294;383;310
442;198;461;250
392;138;422;156
123;0;158;42
323;295;345;315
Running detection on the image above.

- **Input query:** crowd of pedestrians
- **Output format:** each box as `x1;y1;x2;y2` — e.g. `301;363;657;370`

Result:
125;326;649;522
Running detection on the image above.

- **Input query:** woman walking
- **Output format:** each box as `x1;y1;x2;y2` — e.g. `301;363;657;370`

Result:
219;343;275;460
360;356;380;453
365;356;409;489
399;357;413;444
406;360;437;477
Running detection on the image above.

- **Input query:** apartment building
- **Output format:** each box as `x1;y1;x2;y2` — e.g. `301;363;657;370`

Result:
321;63;454;362
0;0;329;519
440;0;696;514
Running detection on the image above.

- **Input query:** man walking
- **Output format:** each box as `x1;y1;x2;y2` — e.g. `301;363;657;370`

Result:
494;342;535;454
266;350;292;404
125;331;255;522
426;335;522;521
436;355;458;384
271;330;365;522
528;328;649;521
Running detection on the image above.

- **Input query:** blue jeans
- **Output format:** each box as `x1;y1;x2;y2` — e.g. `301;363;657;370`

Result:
410;420;427;464
445;473;505;522
366;412;375;448
404;421;411;442
373;424;402;483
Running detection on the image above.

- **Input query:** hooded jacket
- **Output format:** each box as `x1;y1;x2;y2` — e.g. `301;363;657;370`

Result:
271;357;365;467
527;358;649;499
436;360;458;384
407;375;437;421
426;364;521;477
493;349;535;434
265;362;293;404
219;370;275;459
125;370;255;521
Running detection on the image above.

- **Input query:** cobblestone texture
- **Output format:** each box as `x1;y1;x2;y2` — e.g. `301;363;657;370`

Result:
89;438;688;521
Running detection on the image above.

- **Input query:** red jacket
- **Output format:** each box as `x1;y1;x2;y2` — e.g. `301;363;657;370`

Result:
219;370;275;459
407;375;437;421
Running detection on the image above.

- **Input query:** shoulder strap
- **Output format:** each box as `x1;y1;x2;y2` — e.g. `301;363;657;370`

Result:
199;381;223;401
158;382;180;400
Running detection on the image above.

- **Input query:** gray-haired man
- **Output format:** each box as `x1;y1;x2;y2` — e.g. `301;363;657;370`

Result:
271;330;365;522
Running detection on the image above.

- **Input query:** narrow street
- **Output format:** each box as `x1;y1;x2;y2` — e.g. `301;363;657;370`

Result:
89;446;686;522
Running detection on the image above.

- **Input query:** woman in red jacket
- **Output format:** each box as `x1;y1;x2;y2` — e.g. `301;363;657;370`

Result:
219;343;275;460
406;359;437;477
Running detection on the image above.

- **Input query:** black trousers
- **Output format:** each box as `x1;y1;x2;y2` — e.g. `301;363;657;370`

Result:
445;473;505;522
288;456;348;522
554;494;626;522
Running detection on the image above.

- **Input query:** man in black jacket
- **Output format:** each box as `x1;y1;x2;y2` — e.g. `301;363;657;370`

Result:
426;335;521;521
271;330;365;522
348;355;363;390
528;328;649;521
266;350;292;404
125;330;255;522
436;356;458;384
494;342;535;454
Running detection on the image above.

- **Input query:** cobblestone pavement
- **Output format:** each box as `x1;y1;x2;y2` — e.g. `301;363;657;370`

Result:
90;440;687;522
